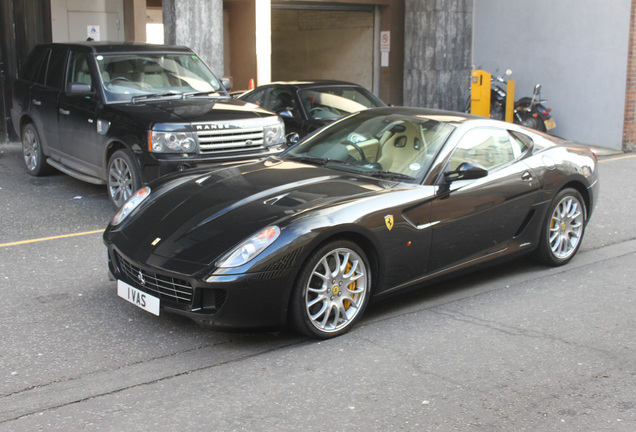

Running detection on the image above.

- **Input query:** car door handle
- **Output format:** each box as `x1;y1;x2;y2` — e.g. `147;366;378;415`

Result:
59;108;70;116
32;99;42;106
521;171;533;181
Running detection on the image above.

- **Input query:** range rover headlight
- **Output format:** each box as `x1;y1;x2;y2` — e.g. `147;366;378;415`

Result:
149;131;198;153
263;117;285;147
214;226;281;270
111;187;151;226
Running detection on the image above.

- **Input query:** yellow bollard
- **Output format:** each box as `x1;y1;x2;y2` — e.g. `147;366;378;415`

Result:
470;70;491;118
505;80;515;123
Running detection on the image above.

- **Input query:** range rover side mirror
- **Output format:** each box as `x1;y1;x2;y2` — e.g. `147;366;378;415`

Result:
66;82;93;97
221;78;232;91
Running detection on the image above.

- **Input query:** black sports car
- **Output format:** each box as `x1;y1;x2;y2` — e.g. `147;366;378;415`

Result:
237;80;386;138
103;107;599;339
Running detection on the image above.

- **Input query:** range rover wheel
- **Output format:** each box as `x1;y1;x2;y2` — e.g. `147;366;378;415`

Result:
22;123;52;176
534;188;586;266
107;149;141;208
290;240;371;339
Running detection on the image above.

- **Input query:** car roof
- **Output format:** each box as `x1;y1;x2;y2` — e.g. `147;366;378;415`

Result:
256;80;368;89
33;41;194;55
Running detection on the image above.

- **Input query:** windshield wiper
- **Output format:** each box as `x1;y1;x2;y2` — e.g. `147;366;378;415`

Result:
131;91;182;103
284;155;331;166
183;91;224;98
367;170;414;180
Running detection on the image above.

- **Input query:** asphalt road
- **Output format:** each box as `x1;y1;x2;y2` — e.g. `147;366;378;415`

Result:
1;142;635;431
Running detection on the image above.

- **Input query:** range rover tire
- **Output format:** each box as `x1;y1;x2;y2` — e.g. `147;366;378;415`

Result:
22;123;53;176
107;149;141;208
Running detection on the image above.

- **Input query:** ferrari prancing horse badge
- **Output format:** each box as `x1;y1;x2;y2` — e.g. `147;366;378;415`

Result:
385;215;394;231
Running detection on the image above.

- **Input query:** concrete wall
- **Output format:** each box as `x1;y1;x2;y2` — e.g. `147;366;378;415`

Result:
403;0;473;111
473;0;631;150
271;9;374;90
163;0;224;77
51;0;125;42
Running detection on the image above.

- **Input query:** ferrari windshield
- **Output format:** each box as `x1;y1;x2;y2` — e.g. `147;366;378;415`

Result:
95;53;226;103
284;111;456;180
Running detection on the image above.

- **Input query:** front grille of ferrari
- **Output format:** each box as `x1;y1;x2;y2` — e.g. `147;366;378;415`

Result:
115;252;193;304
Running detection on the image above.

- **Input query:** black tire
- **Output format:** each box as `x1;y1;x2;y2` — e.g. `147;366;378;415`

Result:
534;188;587;266
107;149;142;208
21;123;53;176
290;240;371;339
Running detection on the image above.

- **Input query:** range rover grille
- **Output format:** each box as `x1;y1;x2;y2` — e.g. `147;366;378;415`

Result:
115;252;193;304
195;126;265;153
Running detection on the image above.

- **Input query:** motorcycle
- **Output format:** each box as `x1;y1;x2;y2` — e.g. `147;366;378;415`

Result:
514;83;556;132
465;70;556;132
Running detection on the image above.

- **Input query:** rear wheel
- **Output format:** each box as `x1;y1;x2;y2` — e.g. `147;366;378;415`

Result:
107;149;141;208
290;241;371;339
22;123;53;176
534;188;586;266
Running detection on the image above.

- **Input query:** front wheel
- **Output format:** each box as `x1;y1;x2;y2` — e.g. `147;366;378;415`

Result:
290;241;371;339
107;149;141;208
534;188;586;266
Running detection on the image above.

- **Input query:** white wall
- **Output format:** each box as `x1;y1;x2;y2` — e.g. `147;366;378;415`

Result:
473;0;631;150
51;0;125;42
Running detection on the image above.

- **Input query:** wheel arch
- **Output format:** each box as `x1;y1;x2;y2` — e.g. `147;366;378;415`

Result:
558;180;590;221
289;226;383;300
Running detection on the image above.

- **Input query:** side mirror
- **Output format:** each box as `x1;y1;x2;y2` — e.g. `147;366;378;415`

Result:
277;109;294;119
66;82;93;96
533;83;541;95
444;162;488;182
221;78;232;91
286;132;300;147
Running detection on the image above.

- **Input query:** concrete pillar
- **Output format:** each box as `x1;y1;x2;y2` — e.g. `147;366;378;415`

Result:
163;0;224;77
403;0;472;111
124;0;147;42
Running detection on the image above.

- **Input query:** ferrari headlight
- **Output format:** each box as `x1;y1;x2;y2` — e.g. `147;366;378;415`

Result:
149;131;197;153
111;187;151;226
263;117;285;147
215;226;281;269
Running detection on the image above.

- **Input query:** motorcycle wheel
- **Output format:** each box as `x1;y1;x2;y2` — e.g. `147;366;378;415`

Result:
517;112;540;130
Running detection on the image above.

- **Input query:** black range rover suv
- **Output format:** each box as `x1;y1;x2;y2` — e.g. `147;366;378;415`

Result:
11;42;286;206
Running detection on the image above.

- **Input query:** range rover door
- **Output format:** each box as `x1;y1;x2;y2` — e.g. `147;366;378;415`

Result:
28;46;67;160
57;50;102;178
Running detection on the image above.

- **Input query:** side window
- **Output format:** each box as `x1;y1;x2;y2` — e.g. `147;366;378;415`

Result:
33;49;50;85
46;47;68;90
67;51;92;88
265;88;298;115
449;128;518;171
242;89;267;106
21;46;47;82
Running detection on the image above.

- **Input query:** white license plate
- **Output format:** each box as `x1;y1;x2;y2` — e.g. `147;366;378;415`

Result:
117;280;160;316
544;117;556;130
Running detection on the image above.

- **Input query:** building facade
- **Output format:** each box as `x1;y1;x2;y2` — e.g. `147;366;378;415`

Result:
0;0;634;151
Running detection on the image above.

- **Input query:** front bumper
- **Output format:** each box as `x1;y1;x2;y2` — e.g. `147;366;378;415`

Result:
106;246;296;330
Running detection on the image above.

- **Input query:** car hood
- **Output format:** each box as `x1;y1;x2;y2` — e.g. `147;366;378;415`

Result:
114;159;393;272
106;97;276;125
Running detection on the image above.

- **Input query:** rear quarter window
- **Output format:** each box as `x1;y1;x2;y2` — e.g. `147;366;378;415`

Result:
21;46;47;82
45;47;68;89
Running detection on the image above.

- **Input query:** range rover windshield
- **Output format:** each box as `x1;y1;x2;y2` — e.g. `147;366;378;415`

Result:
95;53;226;103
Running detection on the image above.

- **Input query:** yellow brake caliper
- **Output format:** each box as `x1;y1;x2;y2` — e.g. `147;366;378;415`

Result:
344;262;355;310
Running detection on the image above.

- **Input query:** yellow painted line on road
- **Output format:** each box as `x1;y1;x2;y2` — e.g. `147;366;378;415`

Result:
599;154;636;163
0;229;104;248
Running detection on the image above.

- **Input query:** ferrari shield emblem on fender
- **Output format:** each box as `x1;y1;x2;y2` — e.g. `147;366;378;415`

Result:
384;215;394;231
